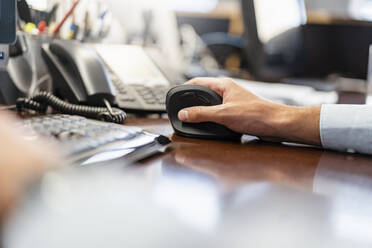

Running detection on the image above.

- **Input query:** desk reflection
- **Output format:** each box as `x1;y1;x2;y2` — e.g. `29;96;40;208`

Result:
161;136;323;191
156;137;372;247
314;152;372;245
5;135;372;248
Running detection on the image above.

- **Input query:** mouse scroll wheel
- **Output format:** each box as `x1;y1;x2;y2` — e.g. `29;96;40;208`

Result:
181;92;196;98
180;92;210;104
196;95;211;104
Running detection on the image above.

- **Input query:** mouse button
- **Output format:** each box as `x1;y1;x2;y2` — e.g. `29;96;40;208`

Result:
171;118;183;132
179;122;228;139
182;122;208;130
175;94;200;109
196;95;211;105
198;90;222;104
180;92;196;99
179;122;207;135
181;122;218;133
182;122;240;137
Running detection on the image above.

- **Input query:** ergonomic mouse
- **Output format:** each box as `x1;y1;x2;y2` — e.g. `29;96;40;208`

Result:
166;85;242;140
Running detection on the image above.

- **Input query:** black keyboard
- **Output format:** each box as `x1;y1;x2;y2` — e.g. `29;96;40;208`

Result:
21;115;167;164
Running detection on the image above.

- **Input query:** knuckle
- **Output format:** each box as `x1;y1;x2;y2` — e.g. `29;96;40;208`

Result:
186;78;197;84
193;77;204;83
194;107;203;116
187;77;205;85
222;77;234;85
189;107;202;120
220;78;236;89
212;105;226;122
217;104;230;116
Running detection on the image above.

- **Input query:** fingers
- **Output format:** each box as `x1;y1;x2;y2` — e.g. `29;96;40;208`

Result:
185;77;231;97
178;105;223;124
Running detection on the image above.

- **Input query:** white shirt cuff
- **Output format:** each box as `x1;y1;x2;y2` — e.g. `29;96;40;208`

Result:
320;104;372;154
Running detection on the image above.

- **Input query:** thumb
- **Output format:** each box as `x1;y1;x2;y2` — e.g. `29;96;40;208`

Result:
178;105;222;123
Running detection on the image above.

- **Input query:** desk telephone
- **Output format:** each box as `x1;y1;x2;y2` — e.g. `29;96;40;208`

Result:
42;40;173;114
17;40;127;123
15;40;172;163
17;40;175;122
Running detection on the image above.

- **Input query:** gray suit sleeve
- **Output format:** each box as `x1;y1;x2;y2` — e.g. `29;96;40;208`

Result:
320;104;372;155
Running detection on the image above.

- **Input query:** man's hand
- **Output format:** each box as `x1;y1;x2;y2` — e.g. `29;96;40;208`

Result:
178;78;321;145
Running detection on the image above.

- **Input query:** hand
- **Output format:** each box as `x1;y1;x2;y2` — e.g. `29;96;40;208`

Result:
178;78;321;145
0;112;62;221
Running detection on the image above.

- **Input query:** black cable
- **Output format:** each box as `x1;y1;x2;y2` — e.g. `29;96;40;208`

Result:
16;92;127;124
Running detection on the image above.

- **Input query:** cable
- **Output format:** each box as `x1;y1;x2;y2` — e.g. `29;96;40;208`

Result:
16;91;127;124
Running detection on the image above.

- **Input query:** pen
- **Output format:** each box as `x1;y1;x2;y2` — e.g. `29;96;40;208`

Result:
53;0;81;35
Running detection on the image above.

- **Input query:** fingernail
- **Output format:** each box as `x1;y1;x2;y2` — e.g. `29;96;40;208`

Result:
178;110;189;121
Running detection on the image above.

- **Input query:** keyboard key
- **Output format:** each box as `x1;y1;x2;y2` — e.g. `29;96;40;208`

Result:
114;81;171;111
22;115;144;157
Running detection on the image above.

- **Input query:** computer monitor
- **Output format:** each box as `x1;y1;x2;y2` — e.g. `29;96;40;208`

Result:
0;0;16;68
242;0;372;81
241;0;306;81
253;0;306;44
0;0;18;105
0;0;16;44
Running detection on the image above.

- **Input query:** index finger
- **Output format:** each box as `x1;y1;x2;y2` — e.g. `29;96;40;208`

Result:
185;77;227;97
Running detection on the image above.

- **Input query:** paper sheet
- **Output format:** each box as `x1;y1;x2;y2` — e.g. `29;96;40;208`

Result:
233;78;339;106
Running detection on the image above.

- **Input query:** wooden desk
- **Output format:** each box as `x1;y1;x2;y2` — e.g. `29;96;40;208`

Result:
121;104;372;246
4;93;372;246
127;116;372;192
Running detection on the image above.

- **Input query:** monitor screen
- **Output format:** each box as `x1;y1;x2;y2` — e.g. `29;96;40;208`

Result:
0;0;2;21
305;0;372;21
0;0;16;44
253;0;306;43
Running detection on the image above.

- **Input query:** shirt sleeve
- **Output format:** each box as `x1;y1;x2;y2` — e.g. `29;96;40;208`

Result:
320;104;372;155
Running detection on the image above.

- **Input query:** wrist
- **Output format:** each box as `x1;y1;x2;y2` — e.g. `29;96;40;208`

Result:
270;105;321;145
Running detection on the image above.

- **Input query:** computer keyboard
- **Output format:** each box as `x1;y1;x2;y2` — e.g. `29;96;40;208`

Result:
21;115;168;164
131;84;168;106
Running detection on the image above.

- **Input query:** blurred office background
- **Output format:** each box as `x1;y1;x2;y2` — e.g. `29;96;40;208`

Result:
16;0;372;93
4;2;372;247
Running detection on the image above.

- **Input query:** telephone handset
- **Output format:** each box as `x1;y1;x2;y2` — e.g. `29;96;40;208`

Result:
42;39;116;106
16;40;126;124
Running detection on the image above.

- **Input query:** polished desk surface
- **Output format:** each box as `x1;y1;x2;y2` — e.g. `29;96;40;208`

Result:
123;112;372;247
4;95;372;247
127;116;372;192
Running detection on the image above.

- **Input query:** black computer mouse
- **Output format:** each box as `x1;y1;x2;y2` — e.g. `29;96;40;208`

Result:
166;85;242;140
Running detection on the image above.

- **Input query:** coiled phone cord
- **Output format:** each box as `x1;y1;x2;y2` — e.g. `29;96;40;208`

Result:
16;91;127;124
